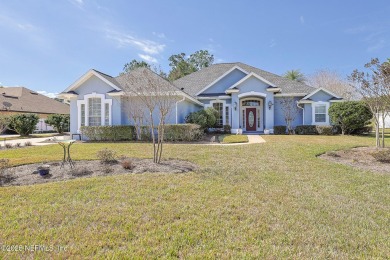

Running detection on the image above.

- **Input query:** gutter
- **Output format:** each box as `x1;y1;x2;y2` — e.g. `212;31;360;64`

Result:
297;101;304;124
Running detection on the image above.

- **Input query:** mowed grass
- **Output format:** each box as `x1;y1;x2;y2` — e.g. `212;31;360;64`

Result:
0;135;389;258
218;134;249;144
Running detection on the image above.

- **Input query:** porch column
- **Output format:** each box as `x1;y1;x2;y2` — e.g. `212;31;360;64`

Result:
231;93;240;133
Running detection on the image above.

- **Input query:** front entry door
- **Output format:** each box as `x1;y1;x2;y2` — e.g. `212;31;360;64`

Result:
246;108;257;131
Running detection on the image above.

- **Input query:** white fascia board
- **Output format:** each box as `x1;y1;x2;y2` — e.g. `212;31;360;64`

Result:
266;88;281;92
274;93;308;97
197;95;231;100
329;99;344;102
303;87;341;100
298;100;313;104
225;89;239;94
57;93;78;99
64;69;121;92
229;72;275;89
179;92;204;106
195;65;249;96
107;91;124;97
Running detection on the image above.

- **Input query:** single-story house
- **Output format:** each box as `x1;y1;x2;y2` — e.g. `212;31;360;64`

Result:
59;62;343;135
0;86;70;132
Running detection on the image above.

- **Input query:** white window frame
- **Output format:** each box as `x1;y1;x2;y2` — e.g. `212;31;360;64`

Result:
205;100;231;126
312;101;329;125
76;92;112;130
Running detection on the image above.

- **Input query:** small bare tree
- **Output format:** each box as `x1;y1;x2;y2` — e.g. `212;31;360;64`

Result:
308;69;360;101
119;68;180;163
349;58;390;148
279;97;300;134
123;96;145;141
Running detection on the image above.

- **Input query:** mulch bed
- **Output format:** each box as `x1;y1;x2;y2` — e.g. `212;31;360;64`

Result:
0;158;198;187
319;146;390;174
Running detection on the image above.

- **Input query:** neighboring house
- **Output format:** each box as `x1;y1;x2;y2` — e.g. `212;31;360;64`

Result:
0;87;70;132
59;62;343;135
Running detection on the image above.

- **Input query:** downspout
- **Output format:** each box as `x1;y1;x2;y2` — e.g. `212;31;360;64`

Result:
176;96;186;124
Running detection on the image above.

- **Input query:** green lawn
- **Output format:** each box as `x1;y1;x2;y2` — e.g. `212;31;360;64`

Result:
218;134;249;144
0;135;389;258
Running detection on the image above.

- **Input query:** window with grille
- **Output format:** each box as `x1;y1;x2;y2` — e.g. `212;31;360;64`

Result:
81;104;85;126
88;98;101;126
314;104;326;123
105;103;109;125
213;102;223;127
225;106;230;126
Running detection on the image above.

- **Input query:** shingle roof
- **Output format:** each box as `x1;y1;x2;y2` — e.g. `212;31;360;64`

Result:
93;69;121;88
0;87;69;114
173;62;316;96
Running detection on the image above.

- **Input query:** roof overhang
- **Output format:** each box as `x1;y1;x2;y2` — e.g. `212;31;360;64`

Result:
266;87;281;92
198;95;231;100
57;92;78;99
297;100;313;104
229;72;276;89
64;69;121;93
274;93;308;97
107;91;124;97
225;89;239;94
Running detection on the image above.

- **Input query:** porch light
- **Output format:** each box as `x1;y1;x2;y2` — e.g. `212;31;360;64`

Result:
234;102;237;111
268;101;273;110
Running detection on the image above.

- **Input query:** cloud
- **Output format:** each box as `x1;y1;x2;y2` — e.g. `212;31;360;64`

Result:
68;0;84;8
138;54;157;63
300;16;305;24
0;14;38;32
105;29;165;55
37;91;58;99
152;32;166;39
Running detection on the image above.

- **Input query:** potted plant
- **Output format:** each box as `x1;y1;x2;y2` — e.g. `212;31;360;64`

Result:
37;164;50;176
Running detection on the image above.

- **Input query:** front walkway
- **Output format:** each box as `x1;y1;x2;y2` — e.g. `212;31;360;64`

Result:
0;135;70;147
205;135;266;146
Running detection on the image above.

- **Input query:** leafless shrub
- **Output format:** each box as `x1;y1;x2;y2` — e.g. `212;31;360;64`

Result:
24;141;32;146
121;159;134;170
5;143;13;149
96;148;117;164
15;142;21;148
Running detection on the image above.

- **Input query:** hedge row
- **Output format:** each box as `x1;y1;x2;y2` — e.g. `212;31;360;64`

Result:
273;125;341;135
80;124;203;142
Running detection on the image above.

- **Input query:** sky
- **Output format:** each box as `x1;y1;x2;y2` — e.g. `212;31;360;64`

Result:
0;0;389;98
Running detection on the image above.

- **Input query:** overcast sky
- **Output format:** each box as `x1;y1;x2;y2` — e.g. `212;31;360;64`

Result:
0;0;389;98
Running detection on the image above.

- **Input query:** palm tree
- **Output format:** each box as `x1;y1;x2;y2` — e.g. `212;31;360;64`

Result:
283;69;306;83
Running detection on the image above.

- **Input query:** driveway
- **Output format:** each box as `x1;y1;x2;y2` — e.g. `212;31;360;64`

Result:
0;135;71;147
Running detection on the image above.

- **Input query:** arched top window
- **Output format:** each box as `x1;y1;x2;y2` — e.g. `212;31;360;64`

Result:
242;100;261;106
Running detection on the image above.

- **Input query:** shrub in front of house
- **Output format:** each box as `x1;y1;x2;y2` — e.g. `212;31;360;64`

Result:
316;125;334;135
351;126;373;135
8;113;39;136
295;125;318;135
96;148;117;164
163;124;203;142
45;114;70;134
80;126;136;141
328;101;372;135
223;125;231;134
185;107;219;130
274;125;287;135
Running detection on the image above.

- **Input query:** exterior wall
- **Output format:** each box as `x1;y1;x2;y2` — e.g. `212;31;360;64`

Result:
70;75;121;133
309;90;333;102
273;97;303;127
177;99;202;123
202;69;247;94
235;77;274;131
303;103;312;125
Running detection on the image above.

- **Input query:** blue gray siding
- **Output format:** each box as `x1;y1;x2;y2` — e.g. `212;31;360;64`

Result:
202;69;246;94
273;97;303;127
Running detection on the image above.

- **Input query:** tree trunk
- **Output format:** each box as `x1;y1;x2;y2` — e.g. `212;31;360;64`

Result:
149;113;157;163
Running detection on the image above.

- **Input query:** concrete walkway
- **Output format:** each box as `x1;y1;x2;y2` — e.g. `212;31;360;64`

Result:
204;135;266;146
0;135;71;147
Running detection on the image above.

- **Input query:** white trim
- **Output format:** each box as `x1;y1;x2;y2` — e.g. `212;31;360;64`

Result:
76;92;113;131
205;100;230;126
180;92;204;106
329;99;343;102
106;91;124;97
298;100;314;104
274;93;308;97
303;87;341;100
65;69;121;92
240;97;264;131
195;65;248;96
229;72;275;89
225;89;239;94
197;95;231;100
312;101;330;125
57;93;78;99
266;87;281;92
238;91;267;99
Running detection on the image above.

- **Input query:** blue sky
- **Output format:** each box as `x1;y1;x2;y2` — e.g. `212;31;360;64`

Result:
0;0;389;97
